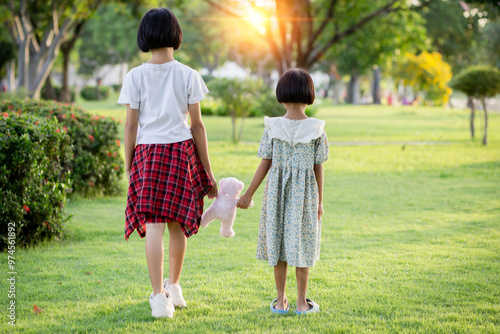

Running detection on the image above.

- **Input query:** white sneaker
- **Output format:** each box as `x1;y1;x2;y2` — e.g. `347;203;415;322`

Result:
149;291;175;318
164;278;187;308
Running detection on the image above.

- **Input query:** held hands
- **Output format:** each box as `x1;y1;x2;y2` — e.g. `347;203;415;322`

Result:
237;193;253;209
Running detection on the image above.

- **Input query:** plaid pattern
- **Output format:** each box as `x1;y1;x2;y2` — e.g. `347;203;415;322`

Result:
125;139;212;240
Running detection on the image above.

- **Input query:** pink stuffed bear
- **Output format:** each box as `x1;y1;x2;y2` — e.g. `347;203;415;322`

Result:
200;177;253;237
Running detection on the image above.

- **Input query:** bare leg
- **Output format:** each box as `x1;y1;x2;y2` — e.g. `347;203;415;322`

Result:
167;222;187;285
296;267;311;312
145;223;166;296
273;261;288;310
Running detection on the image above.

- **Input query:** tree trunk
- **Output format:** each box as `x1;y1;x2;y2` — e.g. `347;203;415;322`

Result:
346;73;359;105
60;20;87;102
6;60;15;92
481;99;488;146
43;75;57;100
61;44;72;103
17;38;31;92
96;78;102;100
231;112;237;143
467;96;475;139
238;115;245;142
372;66;381;104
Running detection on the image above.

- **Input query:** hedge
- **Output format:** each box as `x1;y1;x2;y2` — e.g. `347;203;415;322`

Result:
80;86;111;101
0;112;72;250
0;100;123;196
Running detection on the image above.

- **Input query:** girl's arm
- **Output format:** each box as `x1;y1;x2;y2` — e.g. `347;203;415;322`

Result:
188;102;217;199
237;159;272;209
124;105;139;181
314;164;324;220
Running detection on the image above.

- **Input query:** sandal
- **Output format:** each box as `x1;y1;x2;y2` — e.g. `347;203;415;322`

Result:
294;299;319;315
270;298;289;314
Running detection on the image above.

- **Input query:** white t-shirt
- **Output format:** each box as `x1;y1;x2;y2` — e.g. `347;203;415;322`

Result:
117;60;208;144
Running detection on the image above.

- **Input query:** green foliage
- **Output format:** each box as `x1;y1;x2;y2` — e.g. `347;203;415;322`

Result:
250;90;285;117
451;65;500;98
421;0;499;72
0;112;71;250
0;99;123;197
208;77;262;141
78;3;140;78
394;51;453;106
482;22;500;68
80;86;110;101
331;8;427;76
42;84;76;102
0;27;15;74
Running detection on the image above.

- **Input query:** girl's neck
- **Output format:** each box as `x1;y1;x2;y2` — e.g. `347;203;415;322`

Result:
148;47;175;64
282;103;308;120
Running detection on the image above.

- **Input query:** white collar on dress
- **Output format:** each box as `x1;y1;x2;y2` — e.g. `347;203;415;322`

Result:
264;116;325;146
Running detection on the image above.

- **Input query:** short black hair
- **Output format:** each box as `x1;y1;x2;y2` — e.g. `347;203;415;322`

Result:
137;8;183;52
276;69;315;105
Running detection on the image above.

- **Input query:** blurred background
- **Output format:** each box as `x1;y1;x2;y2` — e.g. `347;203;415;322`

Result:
1;0;499;109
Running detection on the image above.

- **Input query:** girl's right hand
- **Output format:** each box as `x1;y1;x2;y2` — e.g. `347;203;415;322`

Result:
208;177;218;199
237;193;253;209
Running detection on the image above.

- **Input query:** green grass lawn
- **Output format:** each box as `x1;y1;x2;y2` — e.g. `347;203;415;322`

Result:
1;102;499;333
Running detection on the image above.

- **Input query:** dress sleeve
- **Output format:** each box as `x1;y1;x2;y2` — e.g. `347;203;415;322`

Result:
117;71;140;109
188;70;209;104
314;132;329;164
257;130;273;159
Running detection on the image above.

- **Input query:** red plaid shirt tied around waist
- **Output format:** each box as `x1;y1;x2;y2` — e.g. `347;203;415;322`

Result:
125;139;212;239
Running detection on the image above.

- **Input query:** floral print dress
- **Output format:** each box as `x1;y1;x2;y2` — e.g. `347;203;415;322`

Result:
256;116;329;268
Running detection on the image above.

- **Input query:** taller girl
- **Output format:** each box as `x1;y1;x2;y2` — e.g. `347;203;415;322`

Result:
118;8;217;318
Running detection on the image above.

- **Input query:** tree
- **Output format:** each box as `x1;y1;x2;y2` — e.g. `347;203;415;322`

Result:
327;9;426;104
2;0;108;99
208;77;262;142
393;51;452;106
77;3;140;91
1;0;149;101
481;22;500;68
450;66;500;145
420;0;500;73
203;0;430;75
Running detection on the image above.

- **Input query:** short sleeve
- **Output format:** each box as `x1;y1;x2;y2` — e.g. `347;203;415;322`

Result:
188;70;209;104
314;132;329;164
257;130;273;159
118;71;140;109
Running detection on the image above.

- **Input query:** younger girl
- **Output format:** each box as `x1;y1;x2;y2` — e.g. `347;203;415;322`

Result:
237;69;328;314
118;8;217;318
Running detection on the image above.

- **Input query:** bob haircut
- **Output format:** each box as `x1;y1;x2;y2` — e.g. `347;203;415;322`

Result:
137;8;183;52
276;69;315;105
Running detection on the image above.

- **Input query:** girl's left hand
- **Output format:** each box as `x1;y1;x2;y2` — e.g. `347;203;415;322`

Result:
237;193;253;209
318;203;323;220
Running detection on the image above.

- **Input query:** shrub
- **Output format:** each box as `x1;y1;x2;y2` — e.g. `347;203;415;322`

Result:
80;86;110;101
201;105;214;116
305;104;318;117
0;112;72;250
250;90;286;117
450;66;500;145
111;84;122;92
394;51;452;106
450;65;500;98
0;100;123;196
42;84;76;102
